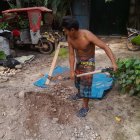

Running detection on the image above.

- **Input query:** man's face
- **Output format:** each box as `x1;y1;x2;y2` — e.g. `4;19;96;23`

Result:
63;28;75;37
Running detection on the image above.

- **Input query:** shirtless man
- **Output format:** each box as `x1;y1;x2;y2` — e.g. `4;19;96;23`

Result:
61;16;118;117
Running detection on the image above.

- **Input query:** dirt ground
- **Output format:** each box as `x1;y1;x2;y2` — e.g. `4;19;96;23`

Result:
0;37;140;140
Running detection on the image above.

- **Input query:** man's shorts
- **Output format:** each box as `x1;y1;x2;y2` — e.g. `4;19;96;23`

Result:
75;57;95;98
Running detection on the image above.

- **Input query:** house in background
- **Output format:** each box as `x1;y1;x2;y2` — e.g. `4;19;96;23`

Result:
72;0;139;36
1;0;139;36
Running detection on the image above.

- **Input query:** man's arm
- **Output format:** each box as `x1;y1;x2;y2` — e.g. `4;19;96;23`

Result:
68;42;75;79
86;31;117;71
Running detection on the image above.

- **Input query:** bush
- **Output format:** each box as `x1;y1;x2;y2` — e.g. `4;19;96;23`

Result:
113;58;140;97
0;51;6;60
131;35;140;46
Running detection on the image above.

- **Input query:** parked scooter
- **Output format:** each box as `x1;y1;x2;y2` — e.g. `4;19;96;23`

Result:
127;28;140;51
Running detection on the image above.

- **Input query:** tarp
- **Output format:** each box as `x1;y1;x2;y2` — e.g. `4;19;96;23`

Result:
34;66;69;88
34;66;113;99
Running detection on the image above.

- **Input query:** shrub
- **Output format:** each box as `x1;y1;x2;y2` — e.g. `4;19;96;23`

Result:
0;51;6;60
113;58;140;97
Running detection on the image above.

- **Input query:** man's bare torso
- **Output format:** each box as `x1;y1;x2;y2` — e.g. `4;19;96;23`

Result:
68;30;95;58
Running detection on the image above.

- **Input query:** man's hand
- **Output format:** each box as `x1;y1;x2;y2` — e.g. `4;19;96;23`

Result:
70;71;75;80
113;64;118;72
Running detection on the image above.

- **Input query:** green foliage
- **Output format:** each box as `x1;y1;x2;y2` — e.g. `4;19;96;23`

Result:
0;51;6;60
48;0;71;13
27;0;73;25
7;1;17;8
48;0;73;27
52;47;68;58
131;35;140;46
58;48;69;58
0;22;9;30
30;0;48;6
18;16;29;29
29;0;72;14
113;58;140;97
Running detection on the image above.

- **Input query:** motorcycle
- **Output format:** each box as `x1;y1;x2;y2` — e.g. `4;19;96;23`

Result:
127;28;140;51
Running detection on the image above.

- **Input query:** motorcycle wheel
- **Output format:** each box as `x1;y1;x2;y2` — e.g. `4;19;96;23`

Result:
127;35;140;51
38;39;54;54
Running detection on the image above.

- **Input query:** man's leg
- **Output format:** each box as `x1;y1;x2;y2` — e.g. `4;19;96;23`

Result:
76;75;92;117
76;98;89;117
83;98;89;108
68;71;81;100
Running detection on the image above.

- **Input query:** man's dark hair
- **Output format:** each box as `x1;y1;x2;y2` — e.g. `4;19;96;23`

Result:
61;16;79;30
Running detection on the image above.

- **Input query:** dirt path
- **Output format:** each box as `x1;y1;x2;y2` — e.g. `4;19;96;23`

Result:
0;38;140;140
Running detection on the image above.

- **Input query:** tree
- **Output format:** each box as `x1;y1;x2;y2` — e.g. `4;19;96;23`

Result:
30;0;73;27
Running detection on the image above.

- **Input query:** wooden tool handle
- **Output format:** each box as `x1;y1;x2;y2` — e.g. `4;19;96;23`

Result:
76;70;102;77
45;43;61;85
76;67;113;77
45;42;68;85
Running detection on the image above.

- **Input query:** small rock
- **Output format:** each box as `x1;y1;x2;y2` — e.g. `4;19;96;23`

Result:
74;128;77;132
52;118;59;123
25;130;30;136
0;66;6;72
92;134;96;139
52;108;57;112
18;91;25;99
60;125;64;130
95;133;98;137
34;133;37;137
2;112;6;116
57;76;63;80
15;64;22;69
85;125;90;130
60;90;65;93
75;133;80;138
7;73;14;77
44;124;47;127
71;137;75;140
58;132;62;138
16;69;21;72
0;77;9;82
80;132;84;136
10;69;16;73
7;68;10;73
35;123;38;126
26;70;30;74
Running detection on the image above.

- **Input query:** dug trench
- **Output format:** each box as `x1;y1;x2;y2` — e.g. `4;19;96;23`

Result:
24;91;79;136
